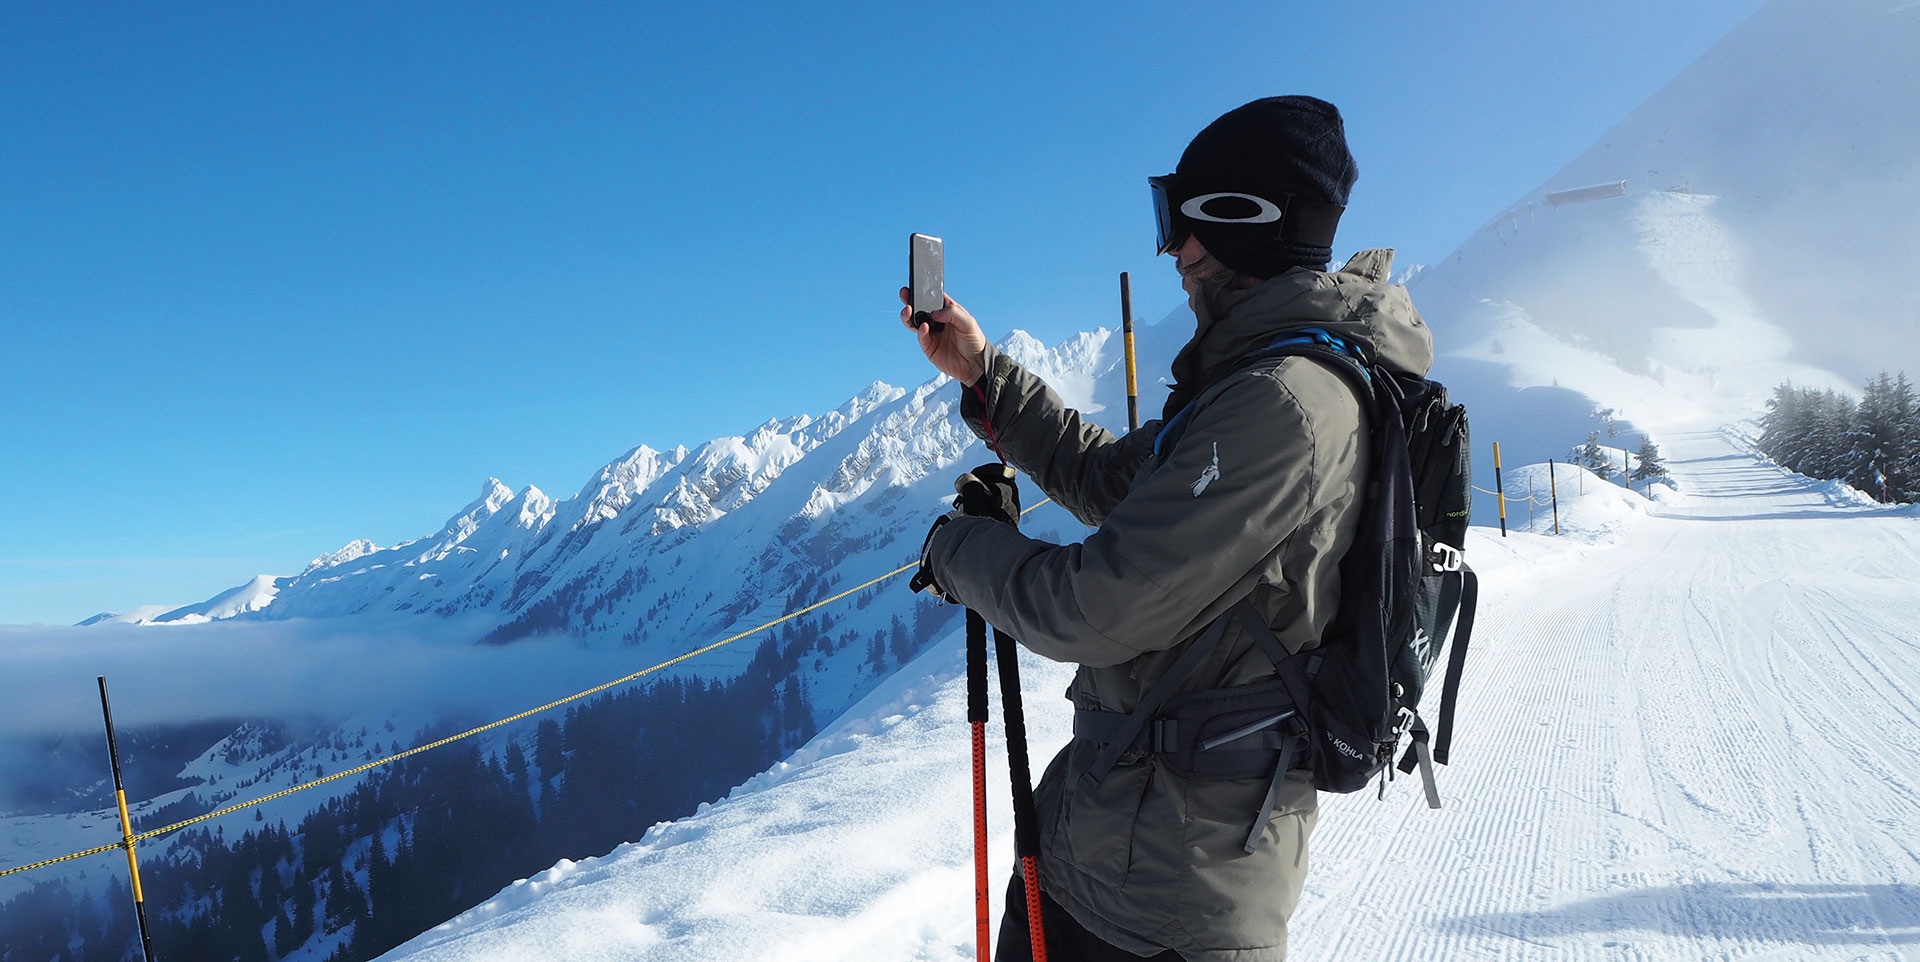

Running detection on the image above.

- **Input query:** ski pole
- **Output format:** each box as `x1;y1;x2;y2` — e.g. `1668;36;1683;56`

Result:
993;625;1048;962
967;611;991;962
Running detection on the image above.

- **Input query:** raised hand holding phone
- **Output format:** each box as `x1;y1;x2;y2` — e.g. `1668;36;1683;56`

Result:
898;234;987;386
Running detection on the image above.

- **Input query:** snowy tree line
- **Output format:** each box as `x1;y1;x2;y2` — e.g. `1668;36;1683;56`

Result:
1757;372;1919;503
1571;408;1669;487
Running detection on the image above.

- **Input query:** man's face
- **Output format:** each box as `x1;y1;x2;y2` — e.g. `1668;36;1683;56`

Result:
1171;234;1213;297
1171;234;1242;301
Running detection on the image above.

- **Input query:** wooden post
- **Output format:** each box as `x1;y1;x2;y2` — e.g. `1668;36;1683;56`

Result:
99;677;158;962
1493;442;1507;537
1121;272;1139;432
1549;458;1561;536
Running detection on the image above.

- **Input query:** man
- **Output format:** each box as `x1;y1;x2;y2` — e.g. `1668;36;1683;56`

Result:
902;96;1434;961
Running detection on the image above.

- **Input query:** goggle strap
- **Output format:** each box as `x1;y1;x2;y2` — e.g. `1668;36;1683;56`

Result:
1276;195;1344;250
1153;177;1346;252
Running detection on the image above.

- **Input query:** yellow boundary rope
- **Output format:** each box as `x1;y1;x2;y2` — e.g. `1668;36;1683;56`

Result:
0;496;1059;881
0;560;917;879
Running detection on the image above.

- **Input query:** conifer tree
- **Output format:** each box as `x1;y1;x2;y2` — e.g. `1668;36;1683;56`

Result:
1839;372;1898;498
533;718;564;784
274;909;296;957
1580;431;1614;480
504;740;530;796
292;866;317;945
888;614;912;664
1631;436;1668;484
1891;372;1919;501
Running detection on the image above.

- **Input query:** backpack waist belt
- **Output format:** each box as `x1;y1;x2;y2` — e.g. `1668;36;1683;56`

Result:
1072;678;1309;855
1070;679;1306;780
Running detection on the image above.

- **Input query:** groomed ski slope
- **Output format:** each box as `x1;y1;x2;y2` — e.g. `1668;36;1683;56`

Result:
381;430;1920;961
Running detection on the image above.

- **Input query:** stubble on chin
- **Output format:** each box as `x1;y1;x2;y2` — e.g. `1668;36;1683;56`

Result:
1178;251;1242;321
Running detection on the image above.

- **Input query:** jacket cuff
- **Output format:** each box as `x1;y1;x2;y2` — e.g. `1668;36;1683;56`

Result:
924;513;996;606
959;342;1015;441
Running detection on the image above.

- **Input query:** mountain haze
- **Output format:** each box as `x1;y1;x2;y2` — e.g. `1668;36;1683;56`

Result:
1412;0;1919;487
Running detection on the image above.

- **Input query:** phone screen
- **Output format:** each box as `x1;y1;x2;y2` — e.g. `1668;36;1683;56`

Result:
910;233;944;315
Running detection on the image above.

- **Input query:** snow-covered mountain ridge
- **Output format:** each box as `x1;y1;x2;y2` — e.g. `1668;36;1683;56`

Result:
102;322;1193;722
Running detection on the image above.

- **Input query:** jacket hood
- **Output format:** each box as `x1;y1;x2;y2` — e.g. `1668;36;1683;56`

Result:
1166;249;1434;414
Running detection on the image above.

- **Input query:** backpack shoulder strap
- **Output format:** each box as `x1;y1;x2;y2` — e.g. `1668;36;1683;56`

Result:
1430;564;1477;764
1154;329;1380;462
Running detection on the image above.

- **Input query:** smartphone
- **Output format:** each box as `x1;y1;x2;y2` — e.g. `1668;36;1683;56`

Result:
909;233;945;332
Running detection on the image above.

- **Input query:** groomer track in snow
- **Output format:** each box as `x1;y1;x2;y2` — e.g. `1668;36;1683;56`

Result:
379;430;1920;961
1292;429;1920;960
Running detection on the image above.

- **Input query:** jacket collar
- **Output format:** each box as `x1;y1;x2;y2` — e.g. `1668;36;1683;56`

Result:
1162;249;1434;420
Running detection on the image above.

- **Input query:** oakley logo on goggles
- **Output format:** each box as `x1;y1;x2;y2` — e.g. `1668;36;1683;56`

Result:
1150;174;1344;256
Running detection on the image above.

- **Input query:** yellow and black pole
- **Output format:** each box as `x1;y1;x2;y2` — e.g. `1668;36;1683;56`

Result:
1549;458;1562;536
98;676;158;962
1493;442;1508;537
1120;272;1139;432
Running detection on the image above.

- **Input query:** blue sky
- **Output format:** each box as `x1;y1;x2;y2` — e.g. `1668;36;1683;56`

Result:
0;0;1767;625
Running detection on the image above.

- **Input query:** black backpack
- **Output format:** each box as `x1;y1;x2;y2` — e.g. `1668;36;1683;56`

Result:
1073;328;1478;852
1241;331;1478;804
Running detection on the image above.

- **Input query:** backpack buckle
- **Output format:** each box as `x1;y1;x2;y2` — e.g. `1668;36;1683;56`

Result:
1429;541;1464;573
1151;718;1179;753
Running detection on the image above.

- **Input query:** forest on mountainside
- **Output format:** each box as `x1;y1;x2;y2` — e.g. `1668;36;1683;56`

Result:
0;611;947;962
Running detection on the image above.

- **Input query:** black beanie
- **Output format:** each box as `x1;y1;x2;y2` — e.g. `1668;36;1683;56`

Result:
1176;95;1357;277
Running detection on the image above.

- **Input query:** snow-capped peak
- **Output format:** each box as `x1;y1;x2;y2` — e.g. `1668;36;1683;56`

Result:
305;539;382;575
113;325;1148;641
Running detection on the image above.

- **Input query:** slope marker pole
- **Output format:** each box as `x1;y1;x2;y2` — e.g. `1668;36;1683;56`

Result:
1121;272;1139;432
1549;459;1561;536
99;676;158;962
1493;442;1507;537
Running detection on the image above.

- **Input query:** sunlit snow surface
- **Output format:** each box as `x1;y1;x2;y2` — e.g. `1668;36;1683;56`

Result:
381;434;1920;960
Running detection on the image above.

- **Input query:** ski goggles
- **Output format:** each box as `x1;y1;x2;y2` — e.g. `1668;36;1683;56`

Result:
1149;174;1345;256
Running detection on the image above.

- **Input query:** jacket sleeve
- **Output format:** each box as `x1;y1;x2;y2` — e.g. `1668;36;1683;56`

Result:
960;343;1159;529
928;362;1360;667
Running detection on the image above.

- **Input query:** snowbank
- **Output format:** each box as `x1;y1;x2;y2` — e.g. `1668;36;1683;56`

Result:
379;632;1078;962
1498;460;1660;541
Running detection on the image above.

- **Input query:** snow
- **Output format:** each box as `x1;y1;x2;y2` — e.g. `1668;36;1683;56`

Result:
148;574;284;625
1410;0;1920;520
1500;460;1659;541
383;629;1075;962
18;1;1920;951
379;430;1920;961
73;603;186;626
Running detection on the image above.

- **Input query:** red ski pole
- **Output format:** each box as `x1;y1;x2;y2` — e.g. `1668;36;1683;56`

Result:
992;625;1048;961
967;610;992;962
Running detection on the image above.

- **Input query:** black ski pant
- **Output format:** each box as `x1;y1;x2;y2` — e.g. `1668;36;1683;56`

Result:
993;873;1187;962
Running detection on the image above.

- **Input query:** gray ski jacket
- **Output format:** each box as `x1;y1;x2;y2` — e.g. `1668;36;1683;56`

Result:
924;250;1434;960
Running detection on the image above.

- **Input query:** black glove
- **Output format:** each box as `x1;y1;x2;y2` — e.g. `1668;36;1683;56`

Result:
909;462;1021;603
909;514;960;602
953;461;1020;526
